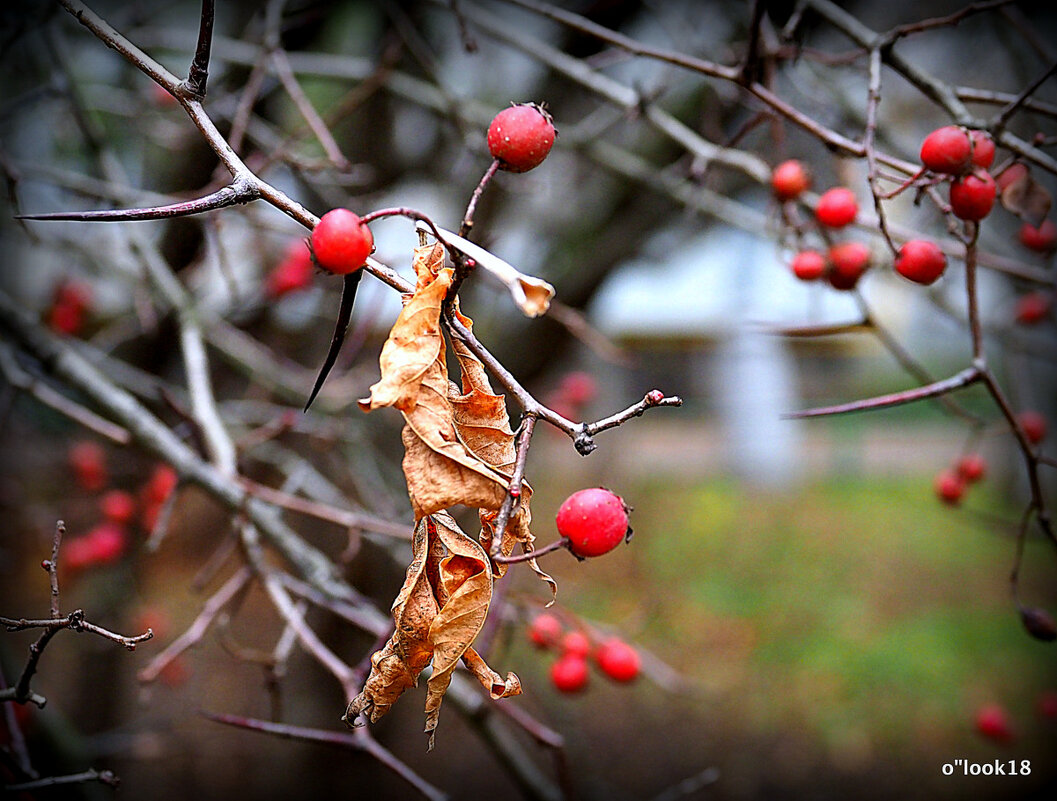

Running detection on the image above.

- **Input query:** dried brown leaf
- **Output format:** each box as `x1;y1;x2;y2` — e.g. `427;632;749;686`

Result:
1000;171;1052;226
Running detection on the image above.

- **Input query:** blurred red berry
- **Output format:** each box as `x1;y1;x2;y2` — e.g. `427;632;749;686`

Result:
950;171;996;221
265;239;315;298
934;469;965;505
955;453;986;484
69;441;107;492
85;523;127;565
550;654;589;693
46;281;91;336
975;703;1014;742
816;188;858;228
920;126;972;175
1018;220;1057;253
100;490;137;526
1015;291;1052;325
894;239;947;285
791;250;826;281
596;639;641;683
561;631;591;658
826;241;870;291
1017;410;1048;445
969;131;995;169
559;371;598;406
143;464;178;505
528;613;563;648
771;160;811;201
1038;690;1057;719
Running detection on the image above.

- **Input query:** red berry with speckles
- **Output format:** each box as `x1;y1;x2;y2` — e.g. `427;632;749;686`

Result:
596;639;641;683
311;209;373;275
771;160;811;201
956;453;986;484
791;250;826;281
1018;410;1048;445
975;704;1014;742
528;613;563;648
1015;291;1052;325
826;241;870;291
950;171;996;221
920;126;972;174
894;239;947;285
1019;220;1057;253
970;131;995;168
487;103;556;173
556;488;631;558
934;469;965;505
550;654;589;693
816;188;858;228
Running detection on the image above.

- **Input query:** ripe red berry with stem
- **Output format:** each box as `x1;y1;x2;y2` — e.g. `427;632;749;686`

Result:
894;239;947;285
550;654;589;693
920;125;972;174
1017;410;1048;445
1015;291;1052;325
816;188;858;228
528;613;563;648
487;103;556;173
826;241;870;291
771;159;811;201
69;441;107;492
596;639;641;683
791;250;826;281
934;469;965;505
969;130;995;168
956;453;986;483
561;631;591;658
1019;220;1057;253
975;704;1014;742
949;171;996;221
556;487;632;558
311;209;373;274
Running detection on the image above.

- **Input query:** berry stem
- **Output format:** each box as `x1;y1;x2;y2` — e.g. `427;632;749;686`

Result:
460;159;501;238
492;537;570;564
488;414;537;560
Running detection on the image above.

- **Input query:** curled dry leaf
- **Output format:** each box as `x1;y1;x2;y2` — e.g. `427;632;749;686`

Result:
346;513;520;749
418;223;555;317
353;243;554;745
1000;169;1052;226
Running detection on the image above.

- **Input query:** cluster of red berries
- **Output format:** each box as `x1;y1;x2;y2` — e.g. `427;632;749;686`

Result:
975;690;1057;743
64;441;178;572
556;487;632;558
933;452;987;506
772;161;871;291
528;612;641;693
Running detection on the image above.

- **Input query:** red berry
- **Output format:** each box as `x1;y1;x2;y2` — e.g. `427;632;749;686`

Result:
1018;220;1057;253
975;703;1014;742
969;131;995;169
556;488;631;558
561;631;591;658
934;469;965;505
949;171;996;221
528;613;563;648
826;241;870;291
266;239;315;298
1015;291;1052;325
1038;690;1057;719
47;281;92;336
1018;410;1048;445
771;159;811;201
68;441;107;492
311;209;373;275
791;250;826;281
100;490;137;526
996;162;1028;193
85;523;127;565
550;654;589;693
920;126;972;175
487;103;556;173
955;453;986;484
142;464;178;506
558;372;597;406
62;536;96;571
1020;607;1057;642
894;239;947;285
816;188;858;228
596;639;641;683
